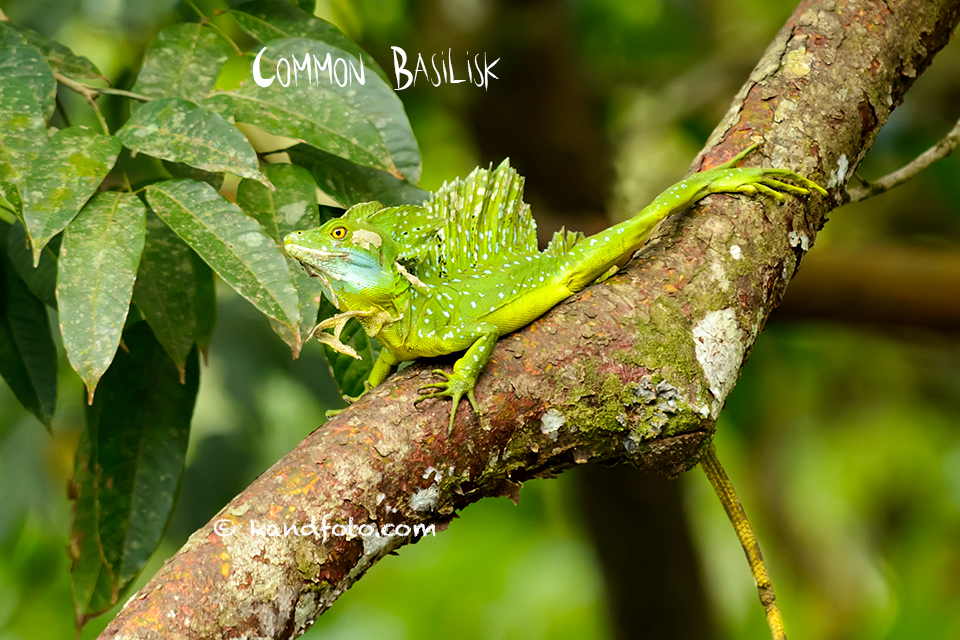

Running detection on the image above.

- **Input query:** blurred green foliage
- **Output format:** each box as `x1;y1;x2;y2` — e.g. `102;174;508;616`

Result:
1;0;959;639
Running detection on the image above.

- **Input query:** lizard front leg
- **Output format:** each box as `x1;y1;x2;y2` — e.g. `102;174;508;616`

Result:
415;322;499;433
325;348;402;419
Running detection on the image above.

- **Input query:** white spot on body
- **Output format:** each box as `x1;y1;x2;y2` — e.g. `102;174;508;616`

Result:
351;229;382;250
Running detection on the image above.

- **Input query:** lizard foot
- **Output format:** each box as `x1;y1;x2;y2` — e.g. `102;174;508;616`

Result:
323;381;373;419
415;369;480;433
706;144;828;199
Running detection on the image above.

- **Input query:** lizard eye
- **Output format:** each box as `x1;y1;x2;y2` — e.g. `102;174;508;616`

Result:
331;226;347;240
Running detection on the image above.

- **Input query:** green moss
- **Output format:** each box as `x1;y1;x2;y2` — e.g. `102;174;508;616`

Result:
564;372;630;435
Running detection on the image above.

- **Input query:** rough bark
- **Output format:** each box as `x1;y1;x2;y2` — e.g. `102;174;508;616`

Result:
100;1;960;637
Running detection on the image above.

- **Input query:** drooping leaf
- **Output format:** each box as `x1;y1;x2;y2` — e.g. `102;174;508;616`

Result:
146;179;300;342
204;35;421;183
8;23;103;80
116;98;268;185
236;162;318;242
69;429;117;628
0;249;57;427
0;150;22;217
133;211;211;376
6;220;58;307
22;126;121;265
58;192;146;402
237;162;321;356
287;143;428;207
192;251;216;357
162;159;224;190
71;322;198;627
0;76;48;183
131;23;231;102
0;23;56;119
229;0;389;82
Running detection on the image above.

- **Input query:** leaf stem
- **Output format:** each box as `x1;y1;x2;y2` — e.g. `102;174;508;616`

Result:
96;87;152;102
55;72;110;135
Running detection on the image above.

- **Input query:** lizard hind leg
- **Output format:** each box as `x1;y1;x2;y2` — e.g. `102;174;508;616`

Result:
414;324;499;433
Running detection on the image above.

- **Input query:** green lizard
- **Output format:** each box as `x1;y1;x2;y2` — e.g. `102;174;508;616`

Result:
284;146;824;640
284;145;825;431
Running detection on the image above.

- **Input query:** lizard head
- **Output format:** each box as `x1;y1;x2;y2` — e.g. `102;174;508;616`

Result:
283;217;400;309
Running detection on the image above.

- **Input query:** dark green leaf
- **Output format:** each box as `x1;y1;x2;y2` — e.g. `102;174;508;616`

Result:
69;429;118;627
8;23;103;80
0;23;56;119
204;35;421;183
116;98;268;185
58;192;146;402
287;143;429;207
192;251;216;357
22;126;122;265
229;0;389;83
317;297;374;399
6;220;57;307
146;179;300;341
0;76;48;183
131;23;231;102
133;211;209;375
0;150;22;217
237;162;321;356
0;251;57;427
236;162;318;242
162;159;224;190
71;322;198;625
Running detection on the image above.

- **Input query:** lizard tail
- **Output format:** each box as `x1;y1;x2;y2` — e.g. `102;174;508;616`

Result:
701;443;787;640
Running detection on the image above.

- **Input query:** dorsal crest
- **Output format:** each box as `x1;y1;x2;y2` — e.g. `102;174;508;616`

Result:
417;159;538;281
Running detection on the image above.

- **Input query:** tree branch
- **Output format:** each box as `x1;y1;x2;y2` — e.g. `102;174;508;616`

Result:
846;115;960;202
99;1;960;637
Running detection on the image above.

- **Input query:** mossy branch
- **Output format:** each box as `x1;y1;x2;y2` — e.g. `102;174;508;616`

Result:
99;1;960;638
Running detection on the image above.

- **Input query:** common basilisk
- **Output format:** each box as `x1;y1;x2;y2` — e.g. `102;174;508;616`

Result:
284;145;824;640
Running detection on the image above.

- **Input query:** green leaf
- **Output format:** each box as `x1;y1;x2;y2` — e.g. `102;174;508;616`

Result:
22;126;122;265
69;429;118;628
236;162;318;242
192;251;216;357
0;150;23;217
204;35;421;183
115;98;268;185
237;162;321;356
0;23;56;120
6;220;58;307
58;192;146;402
229;0;390;83
287;143;429;207
8;23;103;80
162;159;224;190
0;250;57;427
0;76;48;183
146;179;300;341
131;23;231;102
71;322;198;627
133;211;211;376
